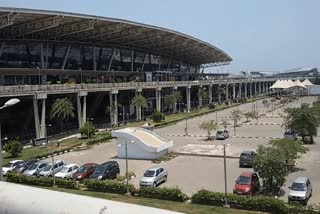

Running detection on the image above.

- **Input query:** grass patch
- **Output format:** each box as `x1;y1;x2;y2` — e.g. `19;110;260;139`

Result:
152;152;178;163
43;186;261;214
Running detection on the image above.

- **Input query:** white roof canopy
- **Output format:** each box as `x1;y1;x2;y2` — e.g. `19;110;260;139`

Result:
302;79;313;86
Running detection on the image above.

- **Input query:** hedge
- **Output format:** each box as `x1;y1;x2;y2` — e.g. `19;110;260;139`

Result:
84;179;136;194
87;135;112;145
6;172;78;189
192;190;287;214
138;186;188;202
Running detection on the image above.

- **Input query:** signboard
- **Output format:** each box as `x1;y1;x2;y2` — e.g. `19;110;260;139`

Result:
146;72;152;82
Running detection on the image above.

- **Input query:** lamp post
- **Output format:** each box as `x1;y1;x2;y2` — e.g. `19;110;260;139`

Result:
45;124;55;187
223;143;230;208
118;139;134;196
0;98;20;181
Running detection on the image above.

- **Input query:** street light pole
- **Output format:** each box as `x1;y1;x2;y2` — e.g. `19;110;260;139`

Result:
223;143;230;208
125;140;129;195
46;124;55;187
0;98;20;181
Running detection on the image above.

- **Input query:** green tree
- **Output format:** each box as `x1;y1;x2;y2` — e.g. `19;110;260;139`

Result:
80;121;96;138
131;95;148;121
4;139;22;157
284;106;319;142
50;97;75;133
106;102;122;127
243;112;254;122
230;109;242;135
164;92;182;113
199;120;218;140
200;90;209;105
152;109;165;123
253;145;288;195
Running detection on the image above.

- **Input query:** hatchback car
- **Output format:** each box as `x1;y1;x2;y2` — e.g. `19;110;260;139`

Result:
23;161;48;176
140;167;168;187
233;172;260;195
2;160;23;175
14;159;38;174
90;161;120;180
288;177;312;205
55;164;79;179
216;129;229;140
283;129;297;140
39;160;65;177
239;150;256;167
73;163;98;181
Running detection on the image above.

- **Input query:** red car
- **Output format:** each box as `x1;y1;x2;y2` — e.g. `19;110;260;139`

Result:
73;163;98;181
233;172;260;196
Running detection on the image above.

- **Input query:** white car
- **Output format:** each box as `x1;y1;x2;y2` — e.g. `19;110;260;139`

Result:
55;164;79;179
2;160;23;175
39;160;65;177
139;167;168;187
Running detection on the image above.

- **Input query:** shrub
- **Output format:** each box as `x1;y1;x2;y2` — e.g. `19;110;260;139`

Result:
86;135;112;146
208;103;216;109
138;186;188;202
80;121;96;138
192;190;287;214
84;179;136;194
4;139;22;157
6;172;78;189
152;110;165;123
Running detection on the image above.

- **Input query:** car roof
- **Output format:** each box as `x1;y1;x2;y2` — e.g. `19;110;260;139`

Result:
9;160;23;163
293;177;308;183
240;172;254;177
64;164;78;168
82;163;97;166
101;161;117;166
241;150;254;154
147;166;163;171
217;129;225;131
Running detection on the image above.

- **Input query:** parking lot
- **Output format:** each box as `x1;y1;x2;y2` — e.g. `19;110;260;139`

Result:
45;96;320;204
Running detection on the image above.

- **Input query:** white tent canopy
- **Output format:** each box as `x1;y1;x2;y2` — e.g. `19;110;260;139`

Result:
302;79;313;86
270;80;283;89
293;80;307;88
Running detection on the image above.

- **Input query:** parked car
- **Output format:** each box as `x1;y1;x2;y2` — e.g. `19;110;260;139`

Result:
216;129;229;140
90;161;120;180
262;100;268;104
14;159;38;174
23;161;48;176
233;172;260;196
39;160;65;177
73;163;98;181
55;164;79;179
2;160;23;176
288;177;312;205
139;167;168;188
283;129;297;140
239;150;256;168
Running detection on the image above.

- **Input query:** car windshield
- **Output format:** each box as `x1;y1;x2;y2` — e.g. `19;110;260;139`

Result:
25;161;35;167
60;166;70;173
240;153;251;159
291;182;306;191
94;166;106;174
144;170;156;177
4;163;13;167
28;164;39;170
236;176;251;185
217;131;223;134
43;164;52;171
78;166;89;173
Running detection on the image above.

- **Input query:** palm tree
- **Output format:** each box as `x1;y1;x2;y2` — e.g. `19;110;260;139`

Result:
165;92;182;113
50;97;75;134
106;102;122;127
131;95;147;121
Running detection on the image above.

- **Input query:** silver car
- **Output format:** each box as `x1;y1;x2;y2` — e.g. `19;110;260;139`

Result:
140;167;168;187
288;177;312;205
39;160;65;177
216;129;229;140
23;161;48;176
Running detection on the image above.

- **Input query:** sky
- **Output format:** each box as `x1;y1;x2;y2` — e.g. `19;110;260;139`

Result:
1;0;320;73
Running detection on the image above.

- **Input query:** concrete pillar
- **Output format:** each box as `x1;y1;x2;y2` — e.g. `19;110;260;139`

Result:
209;85;213;104
186;86;191;112
77;96;82;128
244;82;247;98
109;93;114;126
135;90;142;120
238;83;242;99
225;84;229;101
250;82;253;98
173;87;178;113
254;82;257;96
156;87;161;112
198;86;203;107
233;83;236;100
217;84;221;103
82;96;87;125
40;99;46;138
113;92;118;126
33;96;40;139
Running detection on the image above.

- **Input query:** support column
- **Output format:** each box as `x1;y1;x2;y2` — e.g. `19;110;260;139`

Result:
232;83;236;100
109;93;114;126
209;85;213;104
259;82;262;95
77;91;88;128
156;87;162;112
77;96;82;129
40;99;46;138
135;89;142;120
225;84;229;101
173;86;178;113
113;91;118;126
254;82;257;96
238;83;242;99
186;86;191;112
244;82;248;98
198;86;203;107
82;96;87;125
33;96;40;139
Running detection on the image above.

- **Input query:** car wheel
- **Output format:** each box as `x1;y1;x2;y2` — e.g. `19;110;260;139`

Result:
164;176;167;182
153;182;157;187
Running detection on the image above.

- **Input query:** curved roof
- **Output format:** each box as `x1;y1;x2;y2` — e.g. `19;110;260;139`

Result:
0;7;232;66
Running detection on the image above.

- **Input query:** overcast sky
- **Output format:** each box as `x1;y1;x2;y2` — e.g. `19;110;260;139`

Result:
1;0;320;73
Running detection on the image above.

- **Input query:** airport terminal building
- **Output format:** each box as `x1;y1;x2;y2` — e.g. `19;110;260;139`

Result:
0;8;276;142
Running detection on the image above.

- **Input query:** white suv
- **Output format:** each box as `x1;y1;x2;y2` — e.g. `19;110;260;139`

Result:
288;177;312;205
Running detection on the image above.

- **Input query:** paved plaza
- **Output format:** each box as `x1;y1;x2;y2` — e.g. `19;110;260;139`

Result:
45;96;320;204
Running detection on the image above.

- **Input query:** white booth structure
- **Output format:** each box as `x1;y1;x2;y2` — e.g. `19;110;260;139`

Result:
111;127;173;160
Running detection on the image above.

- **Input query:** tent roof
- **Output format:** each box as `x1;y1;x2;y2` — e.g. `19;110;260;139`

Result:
302;79;313;86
